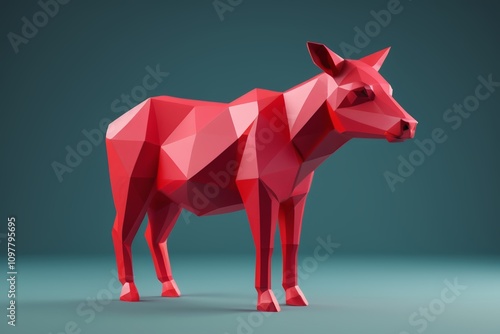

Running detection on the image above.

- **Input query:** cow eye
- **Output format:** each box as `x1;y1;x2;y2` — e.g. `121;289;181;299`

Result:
355;87;370;98
339;86;375;107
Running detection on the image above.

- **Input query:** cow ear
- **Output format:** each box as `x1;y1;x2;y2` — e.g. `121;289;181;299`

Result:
359;47;391;71
306;42;344;76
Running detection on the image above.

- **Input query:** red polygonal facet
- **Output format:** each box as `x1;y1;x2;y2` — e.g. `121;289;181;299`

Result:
106;41;417;311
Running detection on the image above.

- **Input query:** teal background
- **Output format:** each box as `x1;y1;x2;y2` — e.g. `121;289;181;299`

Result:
1;0;499;257
0;1;499;333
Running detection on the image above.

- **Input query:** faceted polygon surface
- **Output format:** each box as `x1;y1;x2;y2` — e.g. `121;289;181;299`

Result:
106;41;417;311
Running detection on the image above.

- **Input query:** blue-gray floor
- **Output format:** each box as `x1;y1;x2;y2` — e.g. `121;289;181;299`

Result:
2;255;499;334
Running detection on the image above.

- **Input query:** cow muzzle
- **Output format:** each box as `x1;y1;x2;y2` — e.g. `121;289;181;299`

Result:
385;120;417;142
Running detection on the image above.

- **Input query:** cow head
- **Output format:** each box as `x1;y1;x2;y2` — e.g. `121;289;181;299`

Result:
307;42;417;142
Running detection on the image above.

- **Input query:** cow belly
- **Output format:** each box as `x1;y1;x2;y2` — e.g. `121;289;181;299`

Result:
156;141;245;216
173;183;244;216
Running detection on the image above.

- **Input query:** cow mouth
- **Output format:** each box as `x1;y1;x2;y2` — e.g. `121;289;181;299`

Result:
384;120;415;142
384;131;405;142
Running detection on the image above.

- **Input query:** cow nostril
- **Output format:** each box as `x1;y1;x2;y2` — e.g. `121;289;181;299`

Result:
402;123;409;131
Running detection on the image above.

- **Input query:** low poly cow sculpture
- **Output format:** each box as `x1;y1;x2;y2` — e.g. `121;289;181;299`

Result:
106;42;417;312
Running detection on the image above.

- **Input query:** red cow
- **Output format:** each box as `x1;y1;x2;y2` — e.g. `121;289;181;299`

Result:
106;42;417;312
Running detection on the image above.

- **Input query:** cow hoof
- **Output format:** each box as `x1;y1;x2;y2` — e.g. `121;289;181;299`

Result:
120;282;140;302
285;286;308;306
161;280;181;297
257;290;281;312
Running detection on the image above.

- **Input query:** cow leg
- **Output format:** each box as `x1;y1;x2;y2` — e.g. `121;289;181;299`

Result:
239;180;281;312
106;100;159;302
279;194;309;306
145;193;182;297
111;178;155;302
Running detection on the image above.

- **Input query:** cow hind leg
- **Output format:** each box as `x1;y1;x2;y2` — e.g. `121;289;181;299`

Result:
111;177;155;301
145;193;182;297
107;138;159;301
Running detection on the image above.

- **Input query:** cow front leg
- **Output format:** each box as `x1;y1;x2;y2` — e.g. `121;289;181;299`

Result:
239;179;281;312
279;194;309;306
